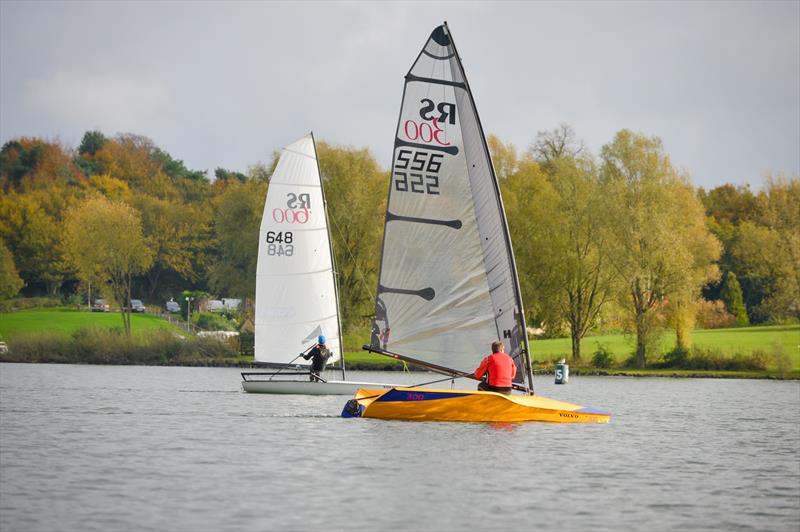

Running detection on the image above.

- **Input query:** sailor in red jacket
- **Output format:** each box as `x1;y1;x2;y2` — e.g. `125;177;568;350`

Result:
474;340;516;394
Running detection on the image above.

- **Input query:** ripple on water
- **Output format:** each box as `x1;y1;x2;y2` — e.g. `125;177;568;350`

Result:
0;365;798;532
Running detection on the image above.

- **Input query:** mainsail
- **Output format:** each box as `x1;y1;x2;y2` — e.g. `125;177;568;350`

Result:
370;23;534;389
255;134;342;367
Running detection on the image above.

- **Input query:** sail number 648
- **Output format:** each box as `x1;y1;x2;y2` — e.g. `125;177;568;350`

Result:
266;231;294;257
266;231;293;244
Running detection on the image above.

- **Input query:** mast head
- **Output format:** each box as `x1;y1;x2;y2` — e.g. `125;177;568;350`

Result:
431;25;451;47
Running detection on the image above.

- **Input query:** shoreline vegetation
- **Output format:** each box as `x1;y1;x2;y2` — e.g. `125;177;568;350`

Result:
1;353;797;380
2;133;799;378
1;308;797;380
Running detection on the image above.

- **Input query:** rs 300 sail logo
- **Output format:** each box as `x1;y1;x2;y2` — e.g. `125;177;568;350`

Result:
402;99;457;147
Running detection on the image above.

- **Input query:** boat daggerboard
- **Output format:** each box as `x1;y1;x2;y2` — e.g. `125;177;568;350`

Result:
369;23;534;390
255;134;342;367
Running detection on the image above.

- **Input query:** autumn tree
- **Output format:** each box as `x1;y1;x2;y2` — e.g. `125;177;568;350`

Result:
64;196;153;336
754;176;799;319
78;130;107;157
498;128;616;360
0;192;73;295
1;138;83;192
601;130;721;367
501;146;565;333
317;142;388;331
0;241;24;299
720;271;749;326
133;193;209;300
0;139;47;190
725;176;799;321
530;123;585;173
214;167;246;184
74;130;107;177
206;179;266;299
699;183;759;303
487;134;520;181
92;134;178;200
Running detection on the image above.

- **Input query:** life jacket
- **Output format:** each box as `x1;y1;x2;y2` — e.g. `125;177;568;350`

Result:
311;346;331;369
474;352;516;388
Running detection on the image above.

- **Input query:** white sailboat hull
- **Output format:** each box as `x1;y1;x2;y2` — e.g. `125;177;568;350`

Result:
241;379;397;395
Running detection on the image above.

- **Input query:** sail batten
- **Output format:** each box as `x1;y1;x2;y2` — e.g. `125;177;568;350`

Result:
370;23;533;390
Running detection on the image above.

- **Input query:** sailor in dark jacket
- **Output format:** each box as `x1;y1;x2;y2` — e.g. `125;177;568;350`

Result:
303;335;331;382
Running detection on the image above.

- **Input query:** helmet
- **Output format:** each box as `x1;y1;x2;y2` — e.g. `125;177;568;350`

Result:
318;335;326;344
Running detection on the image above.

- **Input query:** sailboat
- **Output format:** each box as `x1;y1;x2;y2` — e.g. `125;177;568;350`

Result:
241;133;397;395
342;23;610;422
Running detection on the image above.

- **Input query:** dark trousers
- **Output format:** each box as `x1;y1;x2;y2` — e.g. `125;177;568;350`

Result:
309;367;323;382
478;381;512;395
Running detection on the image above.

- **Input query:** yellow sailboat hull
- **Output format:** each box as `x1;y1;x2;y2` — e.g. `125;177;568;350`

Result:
348;387;610;423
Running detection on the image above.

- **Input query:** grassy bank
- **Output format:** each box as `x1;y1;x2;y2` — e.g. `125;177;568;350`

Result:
1;327;238;365
529;324;799;367
2;309;797;378
0;308;185;339
339;324;800;378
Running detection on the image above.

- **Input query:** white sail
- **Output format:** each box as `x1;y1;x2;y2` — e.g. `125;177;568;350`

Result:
370;24;532;387
255;134;341;366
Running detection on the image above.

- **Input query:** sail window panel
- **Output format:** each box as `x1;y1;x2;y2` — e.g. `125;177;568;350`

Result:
256;270;338;325
255;316;342;365
255;269;340;364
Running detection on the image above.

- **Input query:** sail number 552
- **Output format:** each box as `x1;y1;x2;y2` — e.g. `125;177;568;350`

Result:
394;149;442;195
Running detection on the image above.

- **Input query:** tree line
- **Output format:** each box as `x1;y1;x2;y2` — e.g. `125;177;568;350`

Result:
0;128;797;366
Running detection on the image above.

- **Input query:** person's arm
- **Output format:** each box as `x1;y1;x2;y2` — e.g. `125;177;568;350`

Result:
511;357;517;379
474;356;489;379
302;347;318;360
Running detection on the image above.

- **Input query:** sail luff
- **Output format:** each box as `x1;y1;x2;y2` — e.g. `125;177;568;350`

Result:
310;131;346;378
442;22;535;393
368;61;415;353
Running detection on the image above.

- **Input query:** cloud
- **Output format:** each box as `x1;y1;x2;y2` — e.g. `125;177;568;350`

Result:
23;71;169;133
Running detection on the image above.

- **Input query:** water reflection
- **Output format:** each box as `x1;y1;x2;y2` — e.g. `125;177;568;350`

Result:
487;422;516;432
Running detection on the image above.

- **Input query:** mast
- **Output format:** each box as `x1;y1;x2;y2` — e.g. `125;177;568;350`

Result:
442;22;535;393
311;131;346;381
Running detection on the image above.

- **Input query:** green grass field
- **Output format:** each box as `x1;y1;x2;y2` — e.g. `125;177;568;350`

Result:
2;308;798;373
342;324;800;369
530;324;800;366
0;308;185;339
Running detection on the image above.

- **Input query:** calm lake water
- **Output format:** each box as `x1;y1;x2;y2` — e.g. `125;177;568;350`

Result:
1;363;798;532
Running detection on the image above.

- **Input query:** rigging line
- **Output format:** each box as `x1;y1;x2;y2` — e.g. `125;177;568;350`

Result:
267;345;314;381
410;374;462;387
351;391;387;402
328;205;373;300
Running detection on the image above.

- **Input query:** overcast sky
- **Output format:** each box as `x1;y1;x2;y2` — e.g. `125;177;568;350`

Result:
1;1;798;189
